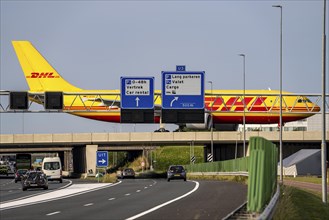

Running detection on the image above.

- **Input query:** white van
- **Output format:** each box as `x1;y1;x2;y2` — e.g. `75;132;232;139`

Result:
42;157;62;183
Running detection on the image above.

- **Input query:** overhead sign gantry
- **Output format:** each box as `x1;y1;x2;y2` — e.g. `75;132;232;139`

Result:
161;66;205;123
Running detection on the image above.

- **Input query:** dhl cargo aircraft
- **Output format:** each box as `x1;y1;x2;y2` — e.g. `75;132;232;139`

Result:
12;41;320;131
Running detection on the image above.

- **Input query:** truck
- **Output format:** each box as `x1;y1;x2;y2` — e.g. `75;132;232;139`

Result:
15;154;32;170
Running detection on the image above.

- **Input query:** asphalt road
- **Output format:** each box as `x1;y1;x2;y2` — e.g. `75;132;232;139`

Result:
0;178;247;220
139;180;247;220
0;175;70;203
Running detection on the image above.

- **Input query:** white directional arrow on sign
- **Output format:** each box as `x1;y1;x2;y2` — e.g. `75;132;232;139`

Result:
170;97;179;107
98;159;106;164
135;97;140;107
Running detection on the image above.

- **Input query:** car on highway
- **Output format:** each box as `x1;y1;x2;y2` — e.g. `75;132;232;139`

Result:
167;165;187;182
120;168;135;179
14;169;28;183
42;157;63;183
21;170;48;191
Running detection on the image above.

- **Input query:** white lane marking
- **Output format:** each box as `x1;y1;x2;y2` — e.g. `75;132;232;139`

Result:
125;193;131;196
144;187;148;189
108;198;115;201
2;179;73;204
46;211;61;216
126;180;200;220
0;181;122;211
136;190;141;193
84;203;94;207
149;185;152;187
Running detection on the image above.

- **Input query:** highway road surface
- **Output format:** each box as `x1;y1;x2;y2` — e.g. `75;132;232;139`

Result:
0;178;247;220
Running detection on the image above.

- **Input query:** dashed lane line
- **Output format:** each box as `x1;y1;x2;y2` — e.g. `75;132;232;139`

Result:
46;211;61;216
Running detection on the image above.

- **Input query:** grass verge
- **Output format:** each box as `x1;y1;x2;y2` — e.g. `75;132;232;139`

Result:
273;185;329;220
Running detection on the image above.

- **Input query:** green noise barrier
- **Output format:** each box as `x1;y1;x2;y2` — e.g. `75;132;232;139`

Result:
247;136;278;212
185;156;249;173
185;136;278;214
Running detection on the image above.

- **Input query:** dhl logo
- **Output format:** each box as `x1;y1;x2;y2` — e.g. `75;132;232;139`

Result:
205;96;269;112
26;72;59;78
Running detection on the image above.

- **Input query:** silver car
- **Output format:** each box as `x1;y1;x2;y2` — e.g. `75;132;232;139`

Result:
167;165;186;182
121;168;135;179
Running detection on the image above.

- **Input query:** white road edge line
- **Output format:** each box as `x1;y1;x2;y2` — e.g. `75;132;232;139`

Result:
46;211;61;216
126;180;199;220
1;179;73;205
108;198;115;201
84;203;93;207
0;181;122;211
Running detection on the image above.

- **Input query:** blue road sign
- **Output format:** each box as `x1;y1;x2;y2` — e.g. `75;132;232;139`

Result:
121;77;154;109
176;65;186;71
162;71;205;109
96;151;108;167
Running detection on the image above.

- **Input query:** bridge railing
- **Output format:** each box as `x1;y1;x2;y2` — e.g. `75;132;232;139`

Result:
1;90;328;113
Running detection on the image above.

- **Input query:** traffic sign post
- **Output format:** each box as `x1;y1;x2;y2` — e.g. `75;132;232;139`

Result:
161;70;205;123
120;77;154;123
96;151;108;183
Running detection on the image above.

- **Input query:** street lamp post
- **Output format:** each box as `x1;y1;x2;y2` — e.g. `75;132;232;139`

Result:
238;54;246;157
207;81;214;162
272;4;283;184
321;0;327;204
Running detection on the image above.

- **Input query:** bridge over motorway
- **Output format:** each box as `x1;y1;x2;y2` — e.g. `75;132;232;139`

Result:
1;131;328;175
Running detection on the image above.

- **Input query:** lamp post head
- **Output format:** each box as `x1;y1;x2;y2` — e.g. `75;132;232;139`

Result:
238;54;245;57
272;5;282;8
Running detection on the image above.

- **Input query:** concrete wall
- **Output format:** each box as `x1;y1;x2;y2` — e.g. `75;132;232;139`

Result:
85;145;97;176
1;131;328;147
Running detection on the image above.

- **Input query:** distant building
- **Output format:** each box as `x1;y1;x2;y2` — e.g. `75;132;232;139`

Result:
278;149;321;176
238;114;328;132
307;114;329;131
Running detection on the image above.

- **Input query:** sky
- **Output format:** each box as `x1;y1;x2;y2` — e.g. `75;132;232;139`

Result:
0;0;328;134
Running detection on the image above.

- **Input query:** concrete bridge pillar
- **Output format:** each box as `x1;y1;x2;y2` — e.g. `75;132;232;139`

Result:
85;145;98;176
64;150;73;173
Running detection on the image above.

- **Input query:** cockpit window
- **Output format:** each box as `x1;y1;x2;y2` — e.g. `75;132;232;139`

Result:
297;97;312;103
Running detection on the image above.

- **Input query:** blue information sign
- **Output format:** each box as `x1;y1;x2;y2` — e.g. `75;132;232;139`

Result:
96;151;108;167
162;71;205;109
121;77;154;109
176;65;186;71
